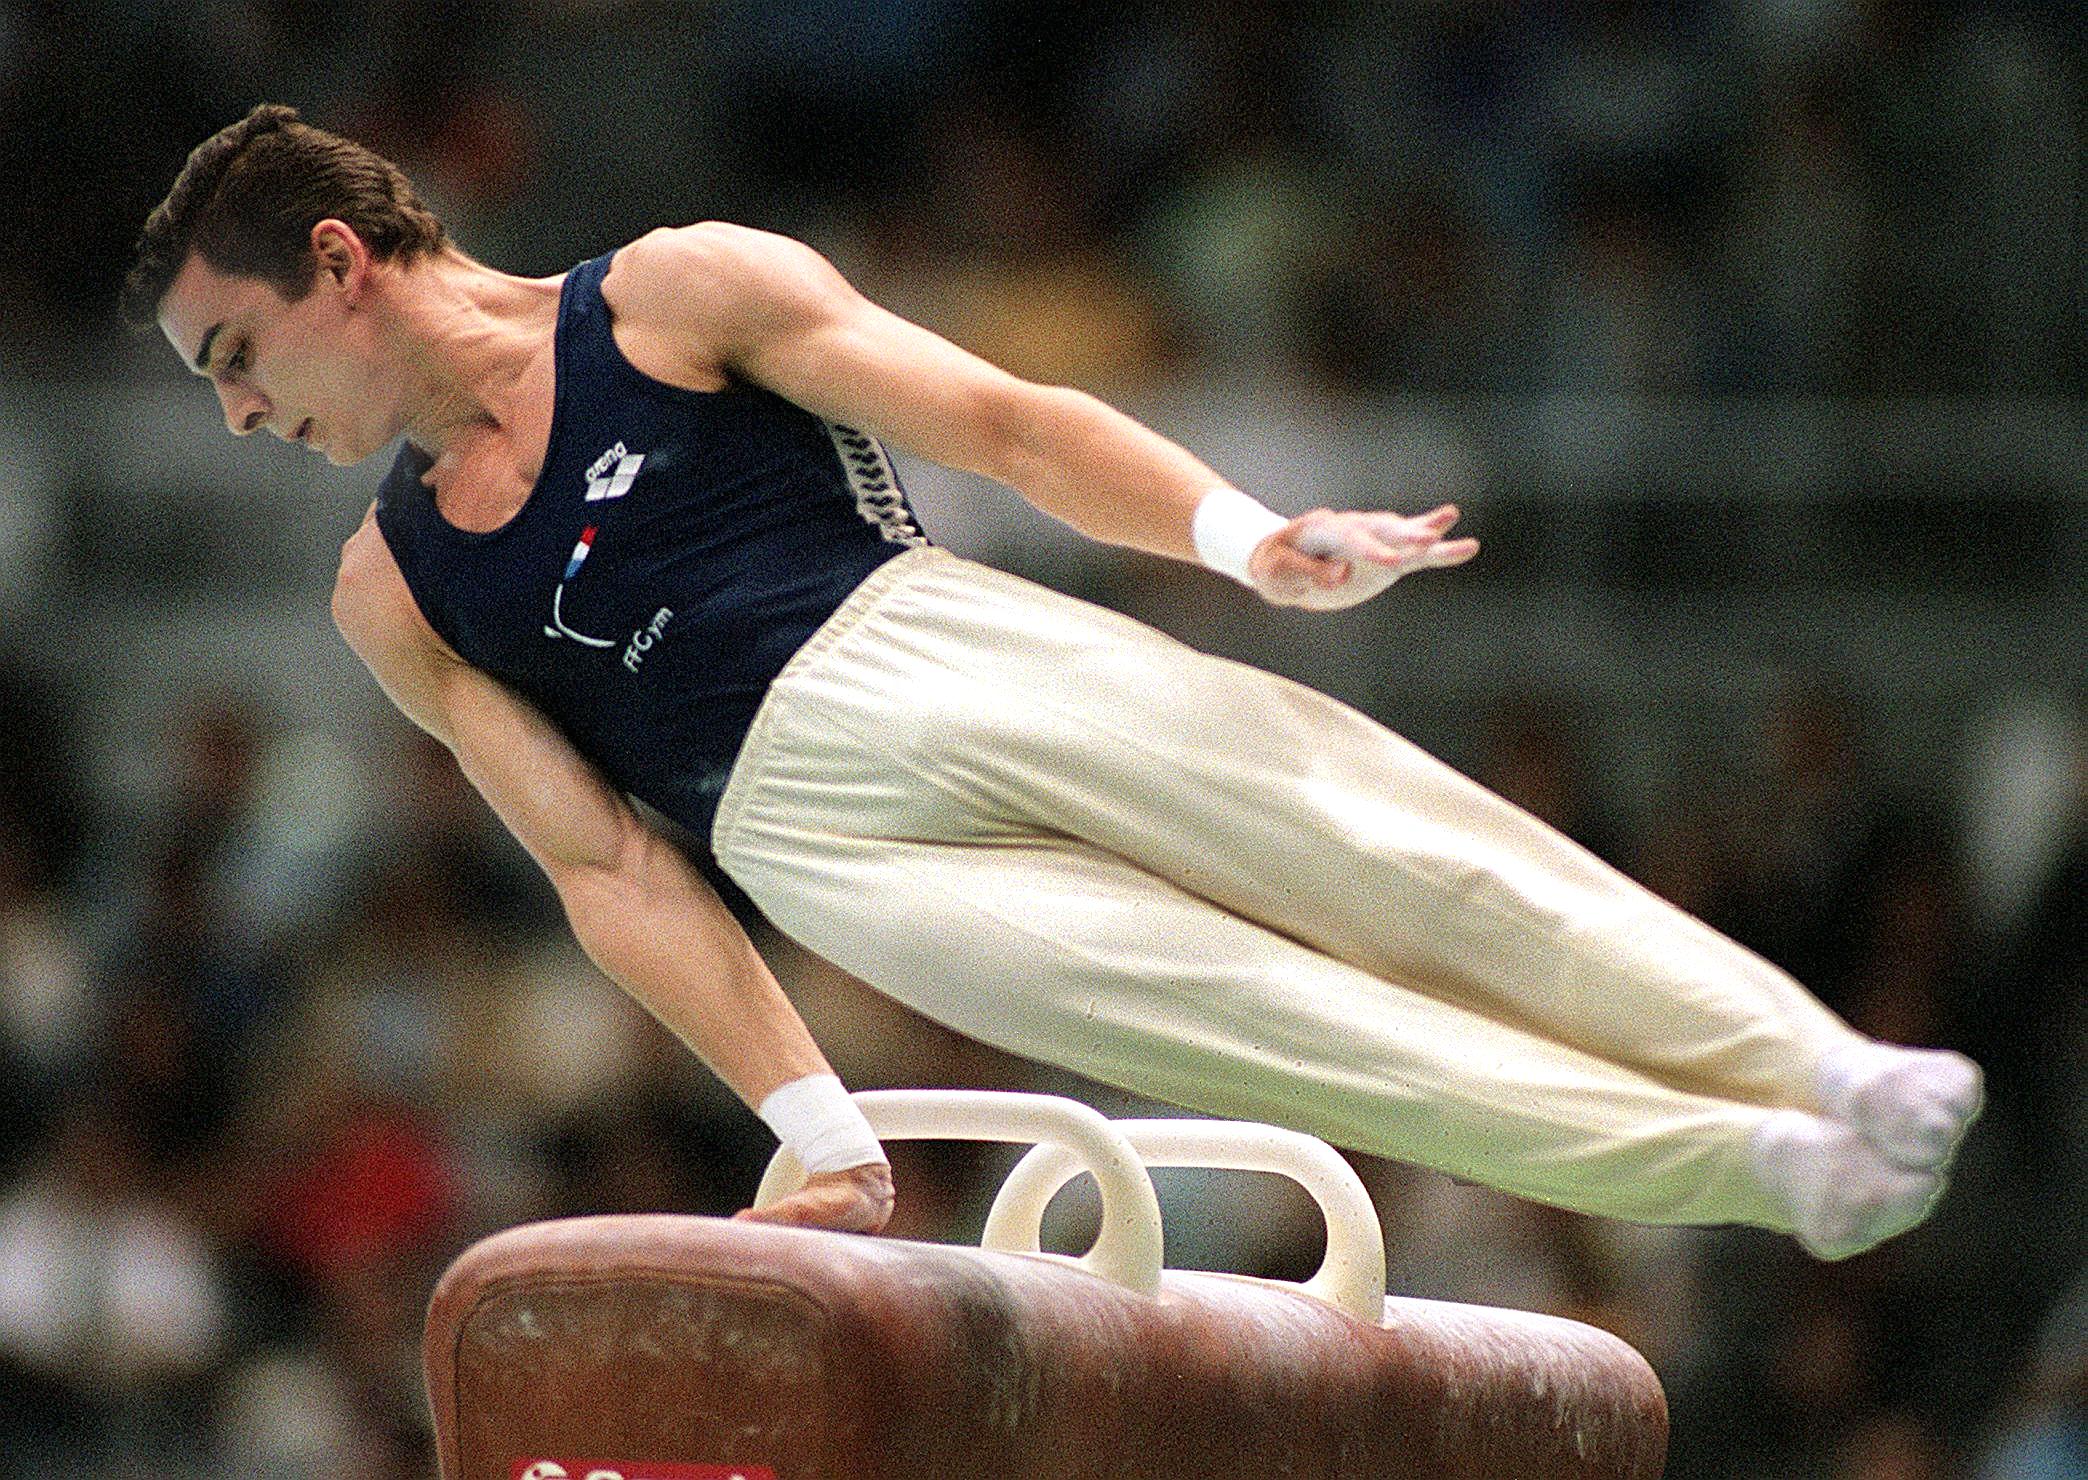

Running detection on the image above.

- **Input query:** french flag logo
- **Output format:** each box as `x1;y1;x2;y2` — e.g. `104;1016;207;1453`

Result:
544;525;617;647
563;526;598;581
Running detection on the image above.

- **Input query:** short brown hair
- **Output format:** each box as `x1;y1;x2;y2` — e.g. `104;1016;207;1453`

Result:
122;103;447;328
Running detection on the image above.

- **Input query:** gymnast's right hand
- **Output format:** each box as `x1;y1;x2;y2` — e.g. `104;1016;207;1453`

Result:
734;1162;896;1234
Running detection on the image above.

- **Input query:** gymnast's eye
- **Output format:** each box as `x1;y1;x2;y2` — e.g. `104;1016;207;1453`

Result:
226;342;250;374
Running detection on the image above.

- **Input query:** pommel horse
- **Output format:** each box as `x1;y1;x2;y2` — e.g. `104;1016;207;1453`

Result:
424;1091;1668;1479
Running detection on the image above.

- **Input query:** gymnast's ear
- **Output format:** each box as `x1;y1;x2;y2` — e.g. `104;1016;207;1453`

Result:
309;218;372;298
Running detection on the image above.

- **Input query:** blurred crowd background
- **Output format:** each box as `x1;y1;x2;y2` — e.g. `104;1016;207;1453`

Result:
1;1;2084;1476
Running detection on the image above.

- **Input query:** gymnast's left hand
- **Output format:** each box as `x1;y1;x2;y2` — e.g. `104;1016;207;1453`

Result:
733;1161;896;1234
1248;503;1479;611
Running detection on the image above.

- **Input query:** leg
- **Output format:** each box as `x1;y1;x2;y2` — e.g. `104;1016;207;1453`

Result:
724;818;1787;1229
768;551;1866;1111
983;615;1981;1170
1012;654;1868;1112
979;591;1981;1179
719;816;1938;1252
713;549;1963;1248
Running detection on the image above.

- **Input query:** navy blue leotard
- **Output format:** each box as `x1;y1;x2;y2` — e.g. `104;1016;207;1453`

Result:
375;248;928;848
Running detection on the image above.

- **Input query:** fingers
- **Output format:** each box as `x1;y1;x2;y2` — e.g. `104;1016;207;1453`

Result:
733;1192;875;1232
1349;516;1478;571
1418;536;1481;568
1291;507;1457;562
1360;503;1461;537
733;1167;896;1234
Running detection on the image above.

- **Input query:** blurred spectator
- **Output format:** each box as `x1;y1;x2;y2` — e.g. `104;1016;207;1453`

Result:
1960;727;2088;1256
1140;132;1337;374
0;825;93;1176
105;826;284;1151
1631;800;1750;932
705;0;978;223
1304;176;1514;392
336;1;535;235
0;1102;228;1467
1839;1;1988;394
1539;198;1709;393
211;1252;435;1480
1837;1409;1949;1480
1373;1163;1595;1317
1539;0;1726;233
240;1048;461;1294
383;729;559;940
912;99;1172;394
0;658;88;889
214;1343;369;1479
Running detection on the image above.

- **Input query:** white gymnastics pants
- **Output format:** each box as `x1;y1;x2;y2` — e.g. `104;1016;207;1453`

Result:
712;547;1868;1230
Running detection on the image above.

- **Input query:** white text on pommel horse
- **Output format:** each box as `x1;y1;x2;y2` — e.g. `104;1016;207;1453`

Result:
516;1465;758;1480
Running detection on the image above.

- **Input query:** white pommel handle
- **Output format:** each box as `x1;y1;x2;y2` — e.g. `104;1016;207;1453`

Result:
753;1089;1165;1298
982;1118;1387;1326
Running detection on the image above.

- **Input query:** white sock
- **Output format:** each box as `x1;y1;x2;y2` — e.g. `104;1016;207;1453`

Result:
1748;1110;1943;1261
1816;1041;1985;1173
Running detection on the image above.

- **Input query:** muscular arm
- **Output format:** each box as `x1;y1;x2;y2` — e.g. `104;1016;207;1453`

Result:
607;221;1220;563
605;222;1477;606
331;509;890;1230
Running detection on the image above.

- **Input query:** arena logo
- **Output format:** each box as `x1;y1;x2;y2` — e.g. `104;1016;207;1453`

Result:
584;441;646;502
512;1463;774;1480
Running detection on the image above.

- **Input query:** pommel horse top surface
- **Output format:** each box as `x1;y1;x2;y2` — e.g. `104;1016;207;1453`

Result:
425;1091;1670;1480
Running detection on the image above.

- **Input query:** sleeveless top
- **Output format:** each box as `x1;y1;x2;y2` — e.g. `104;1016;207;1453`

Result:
375;249;928;849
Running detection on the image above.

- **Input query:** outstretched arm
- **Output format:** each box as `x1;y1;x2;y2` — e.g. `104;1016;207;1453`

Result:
331;509;892;1233
602;222;1476;609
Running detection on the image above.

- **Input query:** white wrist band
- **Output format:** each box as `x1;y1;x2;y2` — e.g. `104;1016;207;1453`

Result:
757;1074;888;1174
1191;487;1289;586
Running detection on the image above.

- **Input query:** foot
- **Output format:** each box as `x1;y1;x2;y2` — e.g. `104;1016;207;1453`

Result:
1749;1110;1943;1261
1816;1041;1985;1173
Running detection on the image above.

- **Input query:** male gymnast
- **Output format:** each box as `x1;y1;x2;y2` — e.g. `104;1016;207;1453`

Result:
126;106;1982;1259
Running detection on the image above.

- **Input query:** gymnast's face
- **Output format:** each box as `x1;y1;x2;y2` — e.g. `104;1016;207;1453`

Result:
157;220;403;468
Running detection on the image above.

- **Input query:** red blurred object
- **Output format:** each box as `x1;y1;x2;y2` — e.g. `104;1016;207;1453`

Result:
262;1104;459;1279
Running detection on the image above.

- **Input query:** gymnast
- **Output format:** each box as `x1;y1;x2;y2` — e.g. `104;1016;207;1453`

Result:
125;105;1982;1259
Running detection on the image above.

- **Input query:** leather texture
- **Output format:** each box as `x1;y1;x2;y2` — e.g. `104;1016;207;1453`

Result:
425;1214;1668;1480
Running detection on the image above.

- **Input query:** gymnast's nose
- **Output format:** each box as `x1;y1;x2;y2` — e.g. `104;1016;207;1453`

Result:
217;379;269;436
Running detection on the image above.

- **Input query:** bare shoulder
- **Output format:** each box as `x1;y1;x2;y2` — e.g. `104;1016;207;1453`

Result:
611;221;835;293
603;222;854;344
333;508;420;650
331;508;461;739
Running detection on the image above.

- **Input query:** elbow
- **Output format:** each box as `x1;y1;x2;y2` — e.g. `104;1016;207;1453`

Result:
547;851;640;958
544;807;657;916
549;821;698;982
